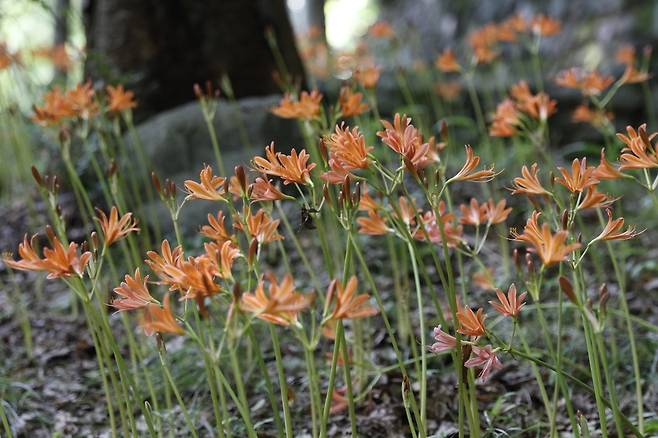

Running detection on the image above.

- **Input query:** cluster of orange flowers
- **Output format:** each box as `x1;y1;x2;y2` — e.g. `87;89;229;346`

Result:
435;14;561;70
432;283;526;382
490;81;557;137
32;81;137;126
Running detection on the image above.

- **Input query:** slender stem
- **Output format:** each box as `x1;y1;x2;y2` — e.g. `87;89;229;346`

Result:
406;242;427;427
269;324;293;437
159;351;198;438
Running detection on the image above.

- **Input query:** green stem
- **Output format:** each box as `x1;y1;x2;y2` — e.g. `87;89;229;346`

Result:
269;324;293;437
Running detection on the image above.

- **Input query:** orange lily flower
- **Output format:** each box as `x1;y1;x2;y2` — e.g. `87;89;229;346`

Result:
176;254;221;299
252;142;316;185
32;86;76;126
414;205;464;247
572;104;613;129
4;234;92;279
234;209;283;244
184;165;227;201
511;211;581;266
448;145;498;183
456;305;486;337
556;158;599;193
489;99;519;137
489;283;527;318
141;294;184;336
353;65;381;89
338;87;369;117
66;81;99;119
200;211;233;244
368;21;394;39
112;268;157;311
203;240;241;281
510;163;551;196
325;276;378;321
325;124;372;171
250;176;287;201
357;209;390;236
377;114;433;171
434;81;463;102
96;206;139;247
593;149;623;180
358;183;379;212
484;199;512;224
106;85;137;113
145;240;185;289
594;210;643;241
240;274;313;326
617;124;658;170
530;15;561;36
459;198;486;226
556;68;614;96
271;90;322;120
616;45;636;66
577;186;615;210
435;48;461;73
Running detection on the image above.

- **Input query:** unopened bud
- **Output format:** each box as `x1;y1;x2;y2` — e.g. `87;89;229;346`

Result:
91;231;99;252
439;120;448;142
233;282;243;302
193;83;203;99
561;210;568;230
512;248;520;270
45;225;56;244
151;172;162;194
107;159;118;177
559;275;577;304
319;137;328;163
235;165;247;193
248;238;258;266
31;166;43;187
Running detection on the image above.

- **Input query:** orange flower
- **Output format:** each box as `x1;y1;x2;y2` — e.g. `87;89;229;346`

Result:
112;268;157;311
483;199;512;224
377;114;433;170
448;145;498;183
96;206;139;247
106;85;137;113
145;240;185;289
414;204;464;247
250;176;287;201
176;255;221;299
66;81;99;119
358;183;379;212
459;198;486;226
271;90;322;120
325;276;378;320
32;86;76;126
368;21;395;39
621;65;650;84
240;274;313;326
330;388;348;415
433;81;463;102
4;234;92;279
577;186;615;210
556;158;599;193
556;68;614;96
510;163;551;196
489;284;527;318
593;149;623;180
530;15;561;36
594;210;642;241
203;240;241;281
456;306;486;337
616;45;636;66
325;124;372;170
435;48;461;73
357;209;390;236
617;124;658;170
572;104;613;128
353;65;380;89
141;294;184;336
489;99;519;137
200;211;233;244
234;209;283;244
338;87;369;117
252;142;316;185
511;211;581;266
184;165;227;201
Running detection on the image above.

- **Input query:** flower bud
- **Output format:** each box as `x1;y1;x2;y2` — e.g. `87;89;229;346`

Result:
559;275;577;304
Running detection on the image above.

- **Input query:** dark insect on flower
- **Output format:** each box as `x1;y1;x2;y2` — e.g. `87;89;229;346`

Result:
300;206;319;230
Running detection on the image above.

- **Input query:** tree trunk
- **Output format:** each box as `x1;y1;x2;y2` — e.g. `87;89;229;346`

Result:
83;0;306;117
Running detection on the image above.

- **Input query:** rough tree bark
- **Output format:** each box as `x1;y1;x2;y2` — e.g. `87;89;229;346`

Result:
83;0;306;117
